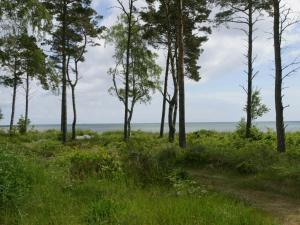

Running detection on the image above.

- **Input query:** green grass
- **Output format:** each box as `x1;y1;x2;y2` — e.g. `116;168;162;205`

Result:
0;129;287;225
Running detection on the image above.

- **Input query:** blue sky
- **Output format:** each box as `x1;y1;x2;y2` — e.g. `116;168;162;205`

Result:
0;0;300;125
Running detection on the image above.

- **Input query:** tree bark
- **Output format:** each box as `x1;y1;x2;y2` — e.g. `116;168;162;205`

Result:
124;0;133;142
160;50;170;138
61;0;68;143
24;73;29;133
246;2;253;138
71;85;77;140
273;0;286;153
9;70;17;135
177;0;186;148
168;50;178;142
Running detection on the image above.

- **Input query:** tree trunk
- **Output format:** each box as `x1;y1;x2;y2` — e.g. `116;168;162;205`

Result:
61;0;67;143
71;85;77;140
9;72;17;135
273;0;286;153
124;0;133;142
168;49;178;142
246;2;253;138
160;50;170;138
24;73;29;133
177;0;186;148
168;102;175;142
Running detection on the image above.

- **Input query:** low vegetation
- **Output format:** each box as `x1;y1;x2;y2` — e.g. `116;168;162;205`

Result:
2;128;300;224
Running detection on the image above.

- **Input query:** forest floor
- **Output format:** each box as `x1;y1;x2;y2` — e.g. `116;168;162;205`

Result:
189;168;300;225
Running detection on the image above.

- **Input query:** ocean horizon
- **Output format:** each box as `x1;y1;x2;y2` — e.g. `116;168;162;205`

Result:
1;121;300;132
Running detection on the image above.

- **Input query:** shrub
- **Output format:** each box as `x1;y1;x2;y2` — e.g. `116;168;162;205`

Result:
17;115;31;134
235;118;263;140
84;199;119;225
0;149;31;210
124;148;180;185
69;150;123;180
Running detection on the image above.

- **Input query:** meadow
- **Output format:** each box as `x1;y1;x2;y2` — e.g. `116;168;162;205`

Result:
1;128;300;225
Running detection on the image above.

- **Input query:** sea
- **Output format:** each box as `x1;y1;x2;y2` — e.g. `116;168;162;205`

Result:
2;121;300;133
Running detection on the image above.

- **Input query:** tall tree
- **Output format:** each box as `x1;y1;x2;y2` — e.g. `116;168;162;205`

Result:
65;0;103;140
273;0;285;152
142;0;211;143
0;0;50;133
271;0;299;152
215;0;270;138
115;0;137;142
0;32;52;134
106;16;161;137
45;0;101;142
21;35;56;133
45;0;69;143
177;0;186;148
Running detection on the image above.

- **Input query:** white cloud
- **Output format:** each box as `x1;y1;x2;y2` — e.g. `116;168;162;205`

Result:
0;0;300;125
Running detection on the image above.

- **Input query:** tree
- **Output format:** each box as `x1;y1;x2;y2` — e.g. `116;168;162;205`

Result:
106;16;161;137
65;1;103;140
0;0;50;134
0;33;27;134
115;0;137;142
45;0;102;143
45;0;70;143
243;89;269;121
21;34;57;133
142;0;211;143
0;32;52;134
0;109;3;120
215;0;270;138
271;0;299;152
177;0;186;148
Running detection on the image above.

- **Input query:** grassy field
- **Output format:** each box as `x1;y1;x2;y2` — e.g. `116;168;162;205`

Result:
1;129;300;225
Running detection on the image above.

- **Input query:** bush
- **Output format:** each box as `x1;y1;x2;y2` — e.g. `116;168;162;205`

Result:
235;118;263;140
124;148;180;185
84;199;119;225
69;150;123;180
0;149;31;210
17;115;31;134
30;140;65;158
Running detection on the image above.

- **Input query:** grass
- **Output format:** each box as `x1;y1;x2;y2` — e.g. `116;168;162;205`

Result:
1;129;293;225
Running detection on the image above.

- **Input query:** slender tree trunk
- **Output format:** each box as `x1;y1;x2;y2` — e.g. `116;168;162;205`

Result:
71;85;77;140
160;50;170;138
24;73;29;133
246;3;253;138
10;72;17;135
177;0;186;148
124;1;133;142
273;0;286;153
168;51;178;142
61;0;67;143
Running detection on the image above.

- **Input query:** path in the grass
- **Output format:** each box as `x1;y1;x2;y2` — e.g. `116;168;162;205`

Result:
189;169;300;225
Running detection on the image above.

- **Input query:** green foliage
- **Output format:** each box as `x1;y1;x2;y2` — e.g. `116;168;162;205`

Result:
0;149;31;211
0;130;290;224
69;150;123;180
17;115;31;134
0;109;2;120
84;199;119;225
236;118;264;139
244;89;270;120
106;16;161;118
142;0;211;81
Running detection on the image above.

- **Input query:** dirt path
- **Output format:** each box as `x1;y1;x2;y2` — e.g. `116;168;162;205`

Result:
189;169;300;225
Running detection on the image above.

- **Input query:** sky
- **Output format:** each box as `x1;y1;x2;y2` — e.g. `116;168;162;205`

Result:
1;0;300;125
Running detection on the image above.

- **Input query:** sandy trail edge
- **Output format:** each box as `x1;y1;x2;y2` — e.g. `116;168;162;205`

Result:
188;169;300;225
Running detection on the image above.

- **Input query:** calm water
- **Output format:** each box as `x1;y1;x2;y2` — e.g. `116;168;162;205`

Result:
2;121;300;132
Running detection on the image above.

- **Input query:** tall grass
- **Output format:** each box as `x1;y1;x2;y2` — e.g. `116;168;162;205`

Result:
0;130;283;225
